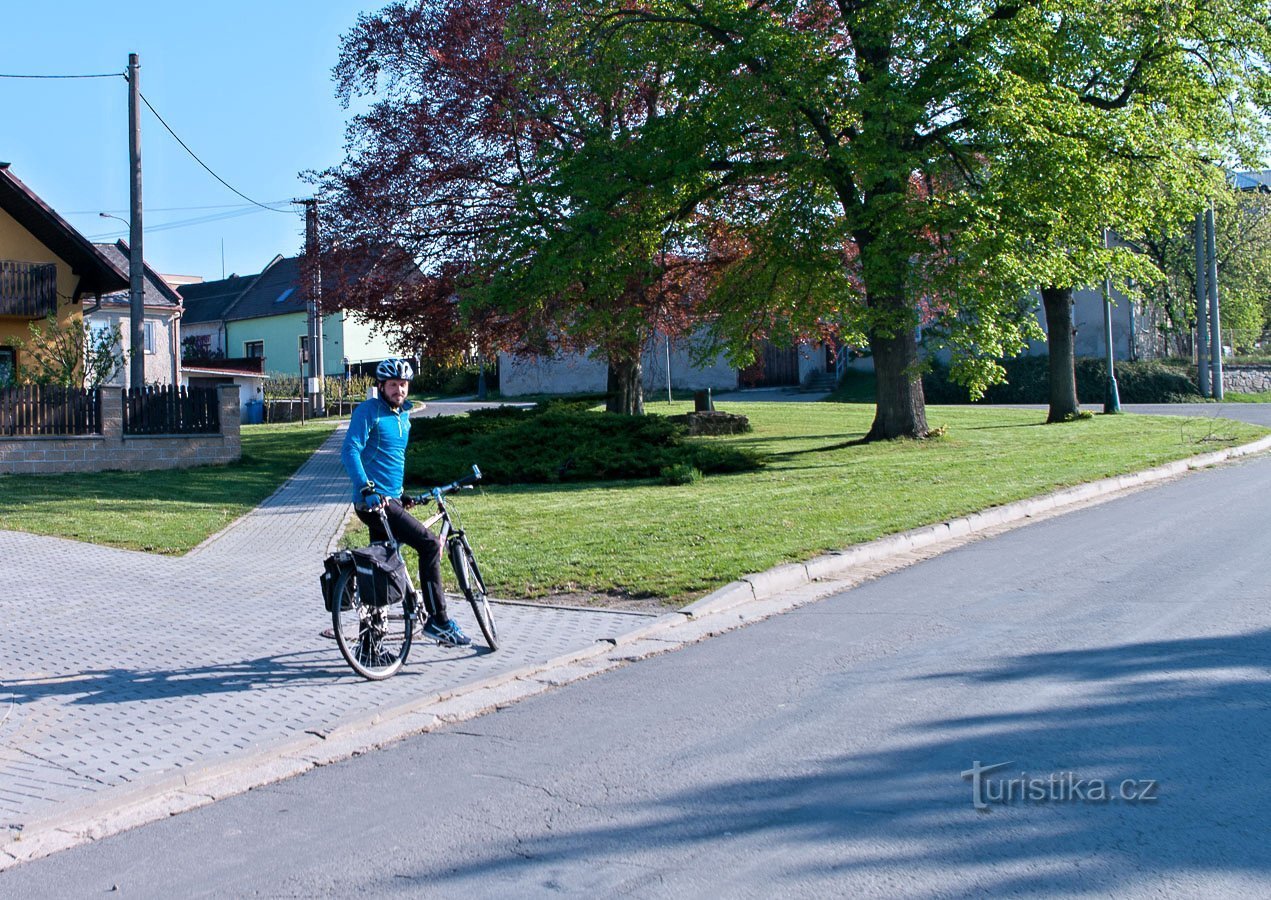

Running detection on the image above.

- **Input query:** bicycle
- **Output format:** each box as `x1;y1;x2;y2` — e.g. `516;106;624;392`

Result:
331;464;498;680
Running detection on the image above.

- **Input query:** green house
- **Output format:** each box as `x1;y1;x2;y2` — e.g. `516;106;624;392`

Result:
178;254;401;377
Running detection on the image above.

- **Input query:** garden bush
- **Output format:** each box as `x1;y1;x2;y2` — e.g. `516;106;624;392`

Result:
922;356;1203;404
405;402;762;485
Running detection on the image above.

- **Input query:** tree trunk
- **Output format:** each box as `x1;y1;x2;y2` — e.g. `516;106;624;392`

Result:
606;355;644;415
866;327;929;440
1041;286;1080;422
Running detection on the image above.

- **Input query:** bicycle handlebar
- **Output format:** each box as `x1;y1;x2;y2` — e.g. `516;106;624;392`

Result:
406;464;482;505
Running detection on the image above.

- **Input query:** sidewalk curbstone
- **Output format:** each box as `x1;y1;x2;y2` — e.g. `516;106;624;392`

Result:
741;562;811;599
679;580;755;618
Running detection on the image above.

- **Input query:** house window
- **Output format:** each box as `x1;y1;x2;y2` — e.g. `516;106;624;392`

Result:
245;341;264;359
143;321;157;355
299;334;310;364
0;347;15;386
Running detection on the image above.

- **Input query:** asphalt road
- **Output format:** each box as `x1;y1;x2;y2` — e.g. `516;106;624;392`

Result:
4;402;1271;897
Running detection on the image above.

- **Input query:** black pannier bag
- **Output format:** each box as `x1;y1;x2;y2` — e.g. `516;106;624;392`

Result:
350;543;410;607
320;549;356;612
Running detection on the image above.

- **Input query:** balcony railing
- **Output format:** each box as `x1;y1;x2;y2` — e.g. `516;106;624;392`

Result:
0;260;59;318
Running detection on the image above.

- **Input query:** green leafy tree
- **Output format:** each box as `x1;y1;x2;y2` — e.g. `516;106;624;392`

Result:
18;315;123;388
1142;185;1271;356
578;0;1270;435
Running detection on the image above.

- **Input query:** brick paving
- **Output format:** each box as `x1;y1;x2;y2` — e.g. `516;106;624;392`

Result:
0;404;652;833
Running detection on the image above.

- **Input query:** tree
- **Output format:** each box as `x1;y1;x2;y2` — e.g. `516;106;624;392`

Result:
576;0;1270;435
19;314;122;388
963;1;1271;421
312;0;723;413
1142;184;1271;356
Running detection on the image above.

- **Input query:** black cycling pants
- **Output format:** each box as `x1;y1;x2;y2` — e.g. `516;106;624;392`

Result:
355;498;449;622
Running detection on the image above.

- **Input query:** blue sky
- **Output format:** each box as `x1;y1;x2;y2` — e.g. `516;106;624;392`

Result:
1;1;386;281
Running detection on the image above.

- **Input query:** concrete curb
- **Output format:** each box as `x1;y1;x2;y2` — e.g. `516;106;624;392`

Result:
4;431;1270;871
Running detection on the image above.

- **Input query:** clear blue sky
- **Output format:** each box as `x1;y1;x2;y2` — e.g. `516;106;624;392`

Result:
0;1;385;281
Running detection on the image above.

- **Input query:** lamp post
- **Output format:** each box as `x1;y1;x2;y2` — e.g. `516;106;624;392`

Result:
1102;228;1121;414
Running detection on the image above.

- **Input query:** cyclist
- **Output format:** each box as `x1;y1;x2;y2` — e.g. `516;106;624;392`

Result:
341;357;471;647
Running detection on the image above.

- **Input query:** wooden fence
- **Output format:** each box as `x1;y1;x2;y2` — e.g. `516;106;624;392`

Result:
0;385;101;436
122;385;220;435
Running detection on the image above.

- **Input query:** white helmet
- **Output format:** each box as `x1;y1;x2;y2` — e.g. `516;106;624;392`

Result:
375;358;414;382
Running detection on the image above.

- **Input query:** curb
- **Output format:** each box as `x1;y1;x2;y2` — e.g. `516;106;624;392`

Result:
4;432;1270;870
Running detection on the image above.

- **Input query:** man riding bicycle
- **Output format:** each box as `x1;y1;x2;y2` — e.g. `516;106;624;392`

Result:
341;357;471;647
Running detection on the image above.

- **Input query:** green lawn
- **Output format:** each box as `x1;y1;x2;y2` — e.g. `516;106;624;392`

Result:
347;402;1267;603
0;420;338;554
2;404;1265;602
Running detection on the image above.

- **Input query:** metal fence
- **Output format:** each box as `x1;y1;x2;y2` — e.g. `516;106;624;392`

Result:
0;385;101;436
122;385;220;435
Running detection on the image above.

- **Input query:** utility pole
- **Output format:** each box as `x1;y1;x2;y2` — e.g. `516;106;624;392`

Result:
1195;212;1210;396
127;53;145;392
1206;202;1223;400
1102;229;1121;413
298;199;325;415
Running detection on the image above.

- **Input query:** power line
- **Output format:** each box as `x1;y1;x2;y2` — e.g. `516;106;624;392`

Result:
0;71;121;79
137;89;296;215
85;205;285;240
68;201;293;214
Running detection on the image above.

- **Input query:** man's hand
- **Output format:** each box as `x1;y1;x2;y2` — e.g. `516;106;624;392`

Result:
359;482;382;511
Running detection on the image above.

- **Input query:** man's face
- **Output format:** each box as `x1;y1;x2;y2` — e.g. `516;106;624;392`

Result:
380;378;409;408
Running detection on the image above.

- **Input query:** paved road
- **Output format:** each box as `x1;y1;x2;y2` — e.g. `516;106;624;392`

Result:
4;407;1269;896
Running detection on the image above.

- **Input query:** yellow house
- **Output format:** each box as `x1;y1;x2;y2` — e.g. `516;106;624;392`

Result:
0;162;128;385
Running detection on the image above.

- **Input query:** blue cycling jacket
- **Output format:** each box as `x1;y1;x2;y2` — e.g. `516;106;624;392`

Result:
341;396;415;503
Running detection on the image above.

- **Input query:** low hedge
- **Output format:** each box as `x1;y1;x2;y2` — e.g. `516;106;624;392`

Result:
405;402;762;485
922;356;1203;404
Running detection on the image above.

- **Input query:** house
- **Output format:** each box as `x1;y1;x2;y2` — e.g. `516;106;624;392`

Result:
178;254;401;377
90;240;183;388
0;163;128;385
498;334;835;397
180;356;266;421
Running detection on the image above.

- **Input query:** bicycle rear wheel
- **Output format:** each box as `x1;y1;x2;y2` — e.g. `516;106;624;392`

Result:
450;536;497;650
332;568;414;679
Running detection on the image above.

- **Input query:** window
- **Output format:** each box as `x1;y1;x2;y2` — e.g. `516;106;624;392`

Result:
143;321;157;355
299;335;310;363
0;347;14;386
245;341;264;359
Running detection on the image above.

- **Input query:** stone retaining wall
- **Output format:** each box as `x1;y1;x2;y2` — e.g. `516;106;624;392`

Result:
1223;365;1271;394
0;384;241;474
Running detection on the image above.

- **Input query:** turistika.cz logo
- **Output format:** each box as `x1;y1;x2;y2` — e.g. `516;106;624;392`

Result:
961;761;1159;810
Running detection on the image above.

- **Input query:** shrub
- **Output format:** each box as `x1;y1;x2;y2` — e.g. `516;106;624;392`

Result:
660;463;703;485
923;356;1203;404
405;402;762;485
409;359;498;396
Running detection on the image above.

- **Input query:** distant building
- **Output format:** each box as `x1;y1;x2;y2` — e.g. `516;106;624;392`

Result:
179;254;402;377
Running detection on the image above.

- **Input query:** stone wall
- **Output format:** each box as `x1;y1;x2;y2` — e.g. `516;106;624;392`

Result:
1222;365;1271;394
0;384;241;474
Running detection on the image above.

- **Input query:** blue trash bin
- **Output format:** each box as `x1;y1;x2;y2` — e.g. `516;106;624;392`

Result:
245;399;264;424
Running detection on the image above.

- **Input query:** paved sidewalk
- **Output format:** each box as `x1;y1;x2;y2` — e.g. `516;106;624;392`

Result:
0;410;654;857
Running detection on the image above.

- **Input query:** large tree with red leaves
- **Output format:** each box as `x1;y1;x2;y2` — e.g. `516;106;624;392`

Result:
311;0;729;413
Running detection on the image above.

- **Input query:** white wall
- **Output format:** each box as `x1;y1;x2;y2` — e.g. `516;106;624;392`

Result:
89;309;179;387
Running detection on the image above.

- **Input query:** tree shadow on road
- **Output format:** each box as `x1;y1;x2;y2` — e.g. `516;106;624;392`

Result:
392;628;1271;895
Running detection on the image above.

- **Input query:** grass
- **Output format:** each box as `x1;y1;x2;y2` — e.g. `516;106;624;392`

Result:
4;402;1266;602
1217;392;1271;403
345;402;1268;604
0;420;338;554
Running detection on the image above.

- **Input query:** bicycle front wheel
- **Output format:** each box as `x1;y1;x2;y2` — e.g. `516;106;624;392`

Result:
332;568;413;680
451;536;497;650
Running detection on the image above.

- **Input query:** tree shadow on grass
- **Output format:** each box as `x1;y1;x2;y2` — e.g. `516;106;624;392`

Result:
392;629;1271;895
